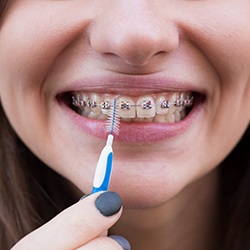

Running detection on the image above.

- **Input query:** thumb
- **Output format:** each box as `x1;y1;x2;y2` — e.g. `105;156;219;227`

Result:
12;191;123;250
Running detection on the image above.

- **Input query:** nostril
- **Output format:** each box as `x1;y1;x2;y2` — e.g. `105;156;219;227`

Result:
89;6;179;67
155;51;167;56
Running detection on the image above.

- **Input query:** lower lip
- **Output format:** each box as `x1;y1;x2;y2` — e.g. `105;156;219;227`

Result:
59;99;202;144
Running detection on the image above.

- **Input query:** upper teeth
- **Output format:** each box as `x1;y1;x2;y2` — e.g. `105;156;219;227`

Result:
71;92;194;123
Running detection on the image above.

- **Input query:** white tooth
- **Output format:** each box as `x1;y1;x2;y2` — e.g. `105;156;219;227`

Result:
79;97;90;115
168;93;177;114
156;96;169;115
73;95;80;107
133;117;141;122
97;113;107;120
174;111;181;122
136;96;155;118
118;96;136;118
176;105;185;112
145;118;154;122
88;93;102;116
154;114;167;123
77;94;91;115
80;109;90;116
166;113;175;123
101;96;112;115
88;111;99;119
121;118;133;122
133;117;153;123
175;92;186;111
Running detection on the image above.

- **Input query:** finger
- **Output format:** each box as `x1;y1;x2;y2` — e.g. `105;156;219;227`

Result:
81;195;108;237
12;192;122;250
109;235;131;250
76;236;125;250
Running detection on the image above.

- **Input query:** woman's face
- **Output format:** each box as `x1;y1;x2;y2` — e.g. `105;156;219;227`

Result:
0;0;250;208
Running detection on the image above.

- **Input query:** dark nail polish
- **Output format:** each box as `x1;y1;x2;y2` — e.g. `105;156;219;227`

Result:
109;235;131;250
95;191;122;217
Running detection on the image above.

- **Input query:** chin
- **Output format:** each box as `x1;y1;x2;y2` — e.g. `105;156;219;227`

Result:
108;173;183;209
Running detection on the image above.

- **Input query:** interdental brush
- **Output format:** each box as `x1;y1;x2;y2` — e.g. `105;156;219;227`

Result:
92;99;120;193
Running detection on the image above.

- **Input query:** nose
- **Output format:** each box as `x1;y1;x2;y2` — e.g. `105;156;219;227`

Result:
90;2;179;67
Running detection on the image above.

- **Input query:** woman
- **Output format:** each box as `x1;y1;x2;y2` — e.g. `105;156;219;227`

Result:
0;0;250;249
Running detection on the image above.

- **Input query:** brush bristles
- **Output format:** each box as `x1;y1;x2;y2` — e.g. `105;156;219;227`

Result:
106;99;120;135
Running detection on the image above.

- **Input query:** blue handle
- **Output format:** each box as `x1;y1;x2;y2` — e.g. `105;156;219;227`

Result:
92;152;113;193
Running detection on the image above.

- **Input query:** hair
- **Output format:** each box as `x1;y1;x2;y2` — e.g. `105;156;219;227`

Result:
0;104;77;249
0;0;7;20
0;1;250;249
219;124;250;250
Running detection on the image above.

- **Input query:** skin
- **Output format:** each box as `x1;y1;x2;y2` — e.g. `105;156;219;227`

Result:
0;0;250;249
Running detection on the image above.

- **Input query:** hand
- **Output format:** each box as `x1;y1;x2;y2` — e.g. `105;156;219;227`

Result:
11;191;130;250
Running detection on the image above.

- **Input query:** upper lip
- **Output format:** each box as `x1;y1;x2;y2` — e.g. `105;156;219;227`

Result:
56;75;207;97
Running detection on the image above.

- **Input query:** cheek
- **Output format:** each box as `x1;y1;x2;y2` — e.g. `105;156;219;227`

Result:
0;1;91;141
180;1;250;129
180;2;250;83
0;1;91;87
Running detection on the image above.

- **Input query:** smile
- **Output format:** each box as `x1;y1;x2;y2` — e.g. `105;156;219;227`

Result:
70;91;194;123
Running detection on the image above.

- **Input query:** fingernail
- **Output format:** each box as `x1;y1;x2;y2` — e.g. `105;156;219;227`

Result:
79;194;90;201
109;235;131;250
95;191;122;217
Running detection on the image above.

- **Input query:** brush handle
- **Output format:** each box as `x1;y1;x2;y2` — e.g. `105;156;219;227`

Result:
92;135;114;193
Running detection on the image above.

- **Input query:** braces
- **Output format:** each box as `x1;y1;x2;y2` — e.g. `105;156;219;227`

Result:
72;95;194;110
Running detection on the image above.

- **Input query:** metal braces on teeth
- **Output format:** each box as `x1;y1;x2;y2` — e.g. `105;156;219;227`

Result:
101;101;111;109
161;100;170;109
120;101;131;110
87;100;97;108
71;96;194;110
141;100;153;110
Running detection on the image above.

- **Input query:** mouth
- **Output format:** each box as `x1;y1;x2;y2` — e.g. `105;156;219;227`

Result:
57;79;205;143
69;91;194;123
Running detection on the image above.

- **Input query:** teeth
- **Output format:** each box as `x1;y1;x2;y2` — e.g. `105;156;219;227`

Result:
97;113;107;120
101;96;113;115
118;96;136;118
136;96;155;118
156;96;170;115
174;111;181;122
87;93;102;118
71;91;194;123
154;114;167;123
168;93;177;114
175;92;187;112
133;117;154;123
166;113;175;123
